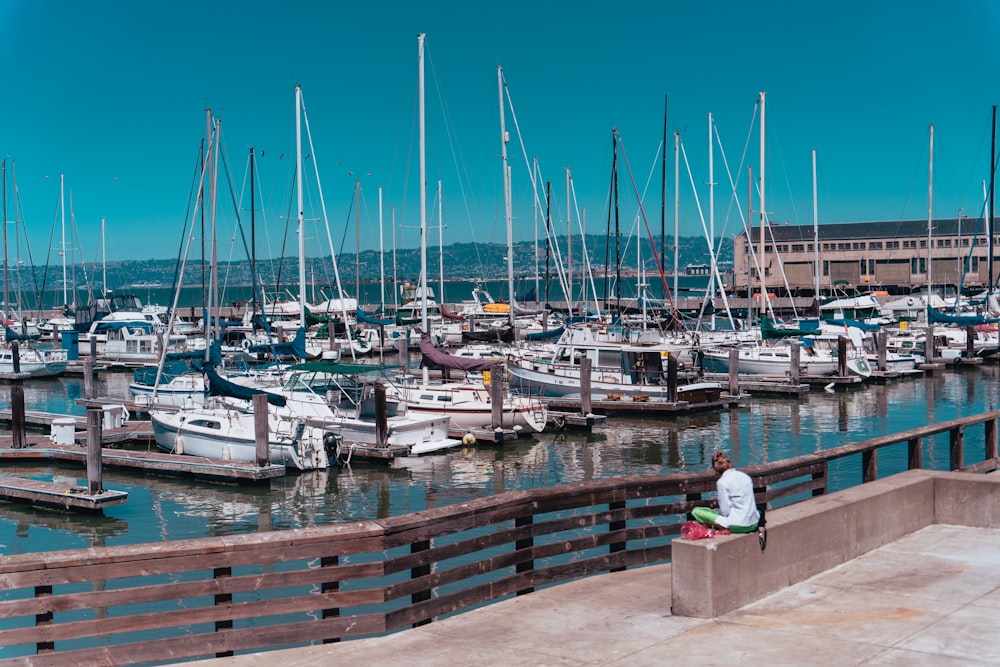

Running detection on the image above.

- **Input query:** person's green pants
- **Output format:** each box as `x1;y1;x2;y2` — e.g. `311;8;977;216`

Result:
691;506;758;533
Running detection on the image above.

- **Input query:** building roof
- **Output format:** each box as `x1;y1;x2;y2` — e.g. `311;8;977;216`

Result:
736;218;988;242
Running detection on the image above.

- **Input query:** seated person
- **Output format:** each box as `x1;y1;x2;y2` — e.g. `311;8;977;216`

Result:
691;451;760;533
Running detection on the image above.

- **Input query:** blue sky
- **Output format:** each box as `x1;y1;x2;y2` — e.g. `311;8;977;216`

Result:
1;0;997;267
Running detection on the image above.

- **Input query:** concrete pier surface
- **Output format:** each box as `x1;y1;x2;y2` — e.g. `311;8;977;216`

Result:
190;522;1000;667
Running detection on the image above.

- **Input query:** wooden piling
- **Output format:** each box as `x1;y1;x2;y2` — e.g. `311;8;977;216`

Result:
84;358;95;399
490;367;503;429
86;406;103;494
877;331;888;372
375;383;388;447
728;348;740;396
790;341;801;384
837;335;848;376
579;357;593;416
11;340;19;374
667;355;678;403
966;325;975;360
252;394;270;467
11;385;26;449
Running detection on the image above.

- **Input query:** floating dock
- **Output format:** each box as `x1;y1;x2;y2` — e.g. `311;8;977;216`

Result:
0;473;127;512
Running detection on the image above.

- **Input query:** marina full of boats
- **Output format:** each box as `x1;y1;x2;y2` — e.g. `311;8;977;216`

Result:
6;278;1000;476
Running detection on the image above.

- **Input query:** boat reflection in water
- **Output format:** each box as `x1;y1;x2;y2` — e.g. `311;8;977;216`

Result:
2;364;999;556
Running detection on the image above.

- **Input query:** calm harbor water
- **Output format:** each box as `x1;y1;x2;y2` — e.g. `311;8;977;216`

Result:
2;364;998;557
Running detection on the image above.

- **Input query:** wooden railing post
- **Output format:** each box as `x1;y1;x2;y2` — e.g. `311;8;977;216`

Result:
411;539;432;627
812;463;828;496
986;419;998;462
950;426;965;470
214;566;233;657
515;515;534;596
609;499;627;572
35;584;53;654
321;555;341;643
908;436;923;469
862;449;878;483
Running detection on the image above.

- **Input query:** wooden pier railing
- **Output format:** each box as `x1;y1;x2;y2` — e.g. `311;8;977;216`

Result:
2;409;999;666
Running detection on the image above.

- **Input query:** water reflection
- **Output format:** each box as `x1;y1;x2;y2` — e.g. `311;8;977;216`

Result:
4;366;1000;555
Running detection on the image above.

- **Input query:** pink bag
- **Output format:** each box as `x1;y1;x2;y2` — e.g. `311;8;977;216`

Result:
681;520;730;540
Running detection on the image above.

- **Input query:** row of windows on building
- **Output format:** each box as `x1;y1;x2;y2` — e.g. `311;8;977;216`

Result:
749;237;1000;255
808;257;983;276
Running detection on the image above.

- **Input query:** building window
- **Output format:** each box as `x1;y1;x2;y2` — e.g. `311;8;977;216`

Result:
886;241;899;249
823;261;829;276
869;241;883;250
919;240;927;248
791;244;804;252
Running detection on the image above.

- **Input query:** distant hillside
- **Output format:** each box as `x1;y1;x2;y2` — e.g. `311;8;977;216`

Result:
27;234;732;293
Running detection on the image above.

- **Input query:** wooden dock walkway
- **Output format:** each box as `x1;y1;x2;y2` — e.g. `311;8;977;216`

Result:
0;440;287;483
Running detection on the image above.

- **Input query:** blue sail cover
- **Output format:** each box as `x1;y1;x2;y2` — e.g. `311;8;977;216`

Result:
823;318;882;332
4;326;41;341
204;365;287;407
247;327;307;358
525;326;564;341
927;308;1000;326
357;308;394;326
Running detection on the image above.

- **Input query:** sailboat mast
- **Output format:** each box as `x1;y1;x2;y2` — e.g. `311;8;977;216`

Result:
673;131;680;310
438;180;445;306
296;84;306;331
2;159;7;316
418;34;429;337
708;112;716;326
566;166;572;314
990;105;997;291
101;217;107;299
813;149;820;301
355;177;361;302
497;65;515;325
927;124;934;297
379;186;385;312
250;146;257;316
61;174;67;307
661;93;668;300
757;92;766;324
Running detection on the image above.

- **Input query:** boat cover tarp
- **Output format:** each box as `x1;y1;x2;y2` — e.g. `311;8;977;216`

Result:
247;327;307;358
133;359;195;385
356;308;394;326
204;365;287;407
288;360;396;374
761;317;822;340
822;317;881;332
927;308;1000;326
4;326;40;341
439;303;466;321
461;326;515;343
525;326;564;341
419;332;501;372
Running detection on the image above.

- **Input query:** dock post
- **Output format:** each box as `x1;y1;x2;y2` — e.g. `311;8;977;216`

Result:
877;331;888;372
966;325;975;360
790;341;801;384
11;340;19;374
375;383;388;447
86;406;103;494
666;355;678;403
396;336;408;365
580;357;593;416
90;336;98;359
926;325;936;362
252;394;270;467
84;358;95;399
489;366;503;430
728;348;740;396
837;335;848;376
11;384;26;449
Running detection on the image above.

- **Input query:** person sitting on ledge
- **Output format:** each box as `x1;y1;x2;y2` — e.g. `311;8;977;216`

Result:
692;451;760;533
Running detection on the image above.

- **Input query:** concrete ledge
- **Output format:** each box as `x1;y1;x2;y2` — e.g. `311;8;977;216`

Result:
670;469;991;618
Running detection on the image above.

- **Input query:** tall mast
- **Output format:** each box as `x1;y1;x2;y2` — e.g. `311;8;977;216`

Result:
437;180;445;305
250;146;257;316
379;186;385;312
2;159;7;316
101;217;107;299
566;166;572;314
927;123;933;297
61;174;67;307
990;105;997;291
418;33;428;337
757;92;766;324
673;131;680;310
296;84;306;330
355;177;361;302
813;149;820;302
661;93;668;300
498;65;515;326
708;112;716;326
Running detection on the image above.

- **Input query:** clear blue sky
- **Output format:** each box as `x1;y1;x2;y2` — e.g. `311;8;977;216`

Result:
1;0;997;267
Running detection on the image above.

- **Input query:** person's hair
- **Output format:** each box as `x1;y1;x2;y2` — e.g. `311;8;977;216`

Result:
711;451;733;475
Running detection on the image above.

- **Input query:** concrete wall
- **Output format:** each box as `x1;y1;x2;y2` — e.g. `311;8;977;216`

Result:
671;470;1000;618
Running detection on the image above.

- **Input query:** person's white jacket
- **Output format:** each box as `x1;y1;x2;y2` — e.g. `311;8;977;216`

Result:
715;468;760;529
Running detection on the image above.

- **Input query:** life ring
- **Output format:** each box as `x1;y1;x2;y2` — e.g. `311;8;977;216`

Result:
241;338;251;352
907;297;914;306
